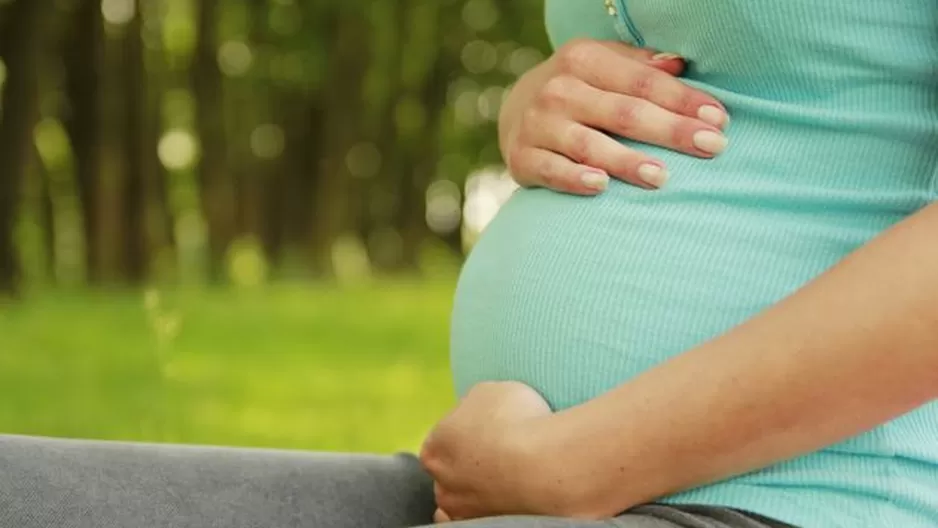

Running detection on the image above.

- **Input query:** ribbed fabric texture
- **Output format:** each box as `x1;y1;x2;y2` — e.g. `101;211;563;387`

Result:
449;1;938;527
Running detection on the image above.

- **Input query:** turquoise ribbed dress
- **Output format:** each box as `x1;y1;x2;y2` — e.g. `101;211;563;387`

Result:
449;1;938;527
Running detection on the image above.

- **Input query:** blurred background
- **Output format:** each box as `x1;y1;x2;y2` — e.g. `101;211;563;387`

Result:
0;0;547;453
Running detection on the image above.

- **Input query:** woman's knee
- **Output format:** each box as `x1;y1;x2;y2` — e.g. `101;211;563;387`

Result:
0;435;435;528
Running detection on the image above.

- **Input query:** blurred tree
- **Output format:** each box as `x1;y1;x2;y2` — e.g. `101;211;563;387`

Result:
194;0;236;282
310;3;367;275
0;0;552;295
119;0;152;283
33;144;57;283
0;0;55;295
138;0;176;263
389;0;448;270
62;0;106;284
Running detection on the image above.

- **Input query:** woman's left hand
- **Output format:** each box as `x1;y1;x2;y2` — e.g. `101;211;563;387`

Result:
419;381;562;521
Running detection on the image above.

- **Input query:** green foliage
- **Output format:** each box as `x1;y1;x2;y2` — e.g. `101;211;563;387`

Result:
0;280;457;452
0;0;552;450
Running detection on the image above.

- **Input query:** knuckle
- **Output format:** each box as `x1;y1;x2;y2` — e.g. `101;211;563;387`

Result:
536;158;560;188
612;100;643;136
435;492;457;515
433;481;446;501
555;39;597;73
673;88;699;116
509;150;538;187
436;497;452;515
419;451;437;474
629;74;654;99
671;118;702;152
514;117;539;149
542;172;561;190
536;76;574;110
669;122;687;149
566;129;593;165
418;438;436;464
605;155;636;184
418;431;450;469
604;148;632;173
519;107;541;134
506;144;526;171
521;106;540;123
628;69;663;100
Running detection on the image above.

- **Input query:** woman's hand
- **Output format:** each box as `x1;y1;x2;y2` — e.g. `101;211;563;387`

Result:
500;39;729;195
432;508;451;524
420;382;560;521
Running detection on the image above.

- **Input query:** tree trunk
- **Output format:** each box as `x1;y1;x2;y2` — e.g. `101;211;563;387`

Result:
139;0;175;261
361;1;406;271
281;98;325;272
33;145;57;284
392;2;448;271
310;9;371;276
148;90;176;260
0;0;54;295
119;0;150;284
193;0;235;282
63;0;106;284
226;81;265;245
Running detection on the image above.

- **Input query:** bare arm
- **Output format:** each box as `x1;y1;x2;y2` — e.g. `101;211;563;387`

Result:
543;201;938;517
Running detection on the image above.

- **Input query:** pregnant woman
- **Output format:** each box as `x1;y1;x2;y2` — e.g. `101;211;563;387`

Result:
427;1;938;527
2;1;936;528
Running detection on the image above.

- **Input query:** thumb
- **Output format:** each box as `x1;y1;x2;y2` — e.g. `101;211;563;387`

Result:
598;41;686;76
434;508;452;523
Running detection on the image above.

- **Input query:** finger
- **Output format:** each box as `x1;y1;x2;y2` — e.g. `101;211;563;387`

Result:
532;76;725;162
434;477;472;496
434;490;482;522
567;81;728;159
509;147;612;195
646;51;687;76
528;116;668;189
554;40;728;128
434;508;452;523
595;41;686;77
433;484;461;519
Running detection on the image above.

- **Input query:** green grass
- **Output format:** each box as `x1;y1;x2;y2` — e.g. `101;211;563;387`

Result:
0;279;458;453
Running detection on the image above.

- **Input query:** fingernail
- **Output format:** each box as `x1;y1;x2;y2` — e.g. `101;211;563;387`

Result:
651;52;682;61
697;105;728;128
693;130;728;155
638;164;668;188
581;171;609;191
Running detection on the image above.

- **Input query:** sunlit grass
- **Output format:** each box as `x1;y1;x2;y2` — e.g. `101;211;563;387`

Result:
0;280;457;454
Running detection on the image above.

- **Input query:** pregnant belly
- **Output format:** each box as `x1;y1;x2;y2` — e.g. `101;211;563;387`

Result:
449;178;889;410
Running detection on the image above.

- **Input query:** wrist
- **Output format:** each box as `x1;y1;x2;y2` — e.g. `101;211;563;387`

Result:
533;407;649;518
509;414;617;518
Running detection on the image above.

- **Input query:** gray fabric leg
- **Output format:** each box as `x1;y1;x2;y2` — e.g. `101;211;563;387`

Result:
627;505;793;528
414;505;793;528
0;434;436;528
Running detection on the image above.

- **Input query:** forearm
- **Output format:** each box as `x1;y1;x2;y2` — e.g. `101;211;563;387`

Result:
548;202;938;517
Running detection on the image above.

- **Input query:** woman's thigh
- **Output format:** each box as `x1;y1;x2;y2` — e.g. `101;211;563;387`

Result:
418;506;793;528
0;434;436;528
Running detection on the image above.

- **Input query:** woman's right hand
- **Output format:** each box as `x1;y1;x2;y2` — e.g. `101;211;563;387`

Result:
499;39;729;195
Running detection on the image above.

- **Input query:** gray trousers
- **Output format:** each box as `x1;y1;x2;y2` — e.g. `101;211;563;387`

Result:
0;435;792;528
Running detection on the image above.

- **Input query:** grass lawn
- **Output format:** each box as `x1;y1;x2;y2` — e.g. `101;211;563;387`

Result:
0;279;458;454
